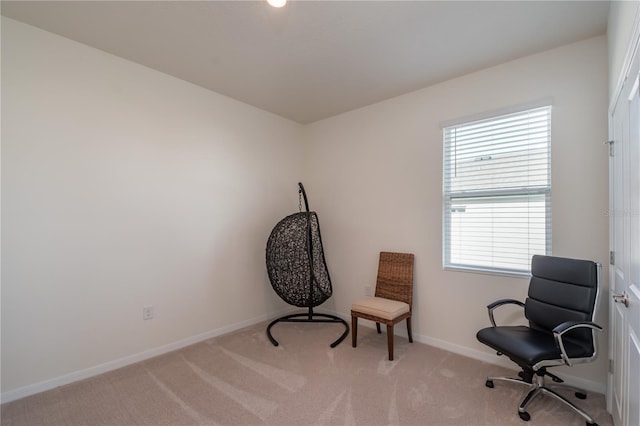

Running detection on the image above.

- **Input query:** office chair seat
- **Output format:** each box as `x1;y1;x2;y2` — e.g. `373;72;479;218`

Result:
477;325;594;368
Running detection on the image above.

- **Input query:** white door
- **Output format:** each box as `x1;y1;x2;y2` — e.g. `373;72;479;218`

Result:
609;36;640;426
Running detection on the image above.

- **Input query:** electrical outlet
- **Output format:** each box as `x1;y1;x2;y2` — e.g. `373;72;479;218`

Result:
364;286;372;296
143;306;154;320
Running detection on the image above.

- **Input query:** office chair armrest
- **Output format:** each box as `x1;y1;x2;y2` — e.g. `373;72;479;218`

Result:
552;321;603;366
487;299;525;327
552;321;603;335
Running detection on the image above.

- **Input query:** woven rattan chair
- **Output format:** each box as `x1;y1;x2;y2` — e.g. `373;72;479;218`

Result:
351;252;414;360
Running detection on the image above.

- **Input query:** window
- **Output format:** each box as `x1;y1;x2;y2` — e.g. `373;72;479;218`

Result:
443;105;551;275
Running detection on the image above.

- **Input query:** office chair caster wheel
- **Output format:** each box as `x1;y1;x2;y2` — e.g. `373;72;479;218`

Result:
485;380;494;388
518;411;531;421
575;392;587;399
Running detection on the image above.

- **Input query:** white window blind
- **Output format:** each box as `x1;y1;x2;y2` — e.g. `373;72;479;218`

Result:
443;106;551;275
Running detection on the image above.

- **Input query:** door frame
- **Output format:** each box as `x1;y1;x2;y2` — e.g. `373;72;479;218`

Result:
608;7;640;424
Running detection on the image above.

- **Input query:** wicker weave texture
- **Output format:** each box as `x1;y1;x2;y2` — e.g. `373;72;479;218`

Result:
374;252;414;309
266;211;332;308
351;251;415;360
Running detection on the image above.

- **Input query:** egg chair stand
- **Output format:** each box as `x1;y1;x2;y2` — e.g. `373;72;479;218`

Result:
265;183;349;348
266;309;349;348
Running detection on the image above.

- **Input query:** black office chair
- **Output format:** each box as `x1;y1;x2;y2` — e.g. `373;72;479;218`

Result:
476;255;602;426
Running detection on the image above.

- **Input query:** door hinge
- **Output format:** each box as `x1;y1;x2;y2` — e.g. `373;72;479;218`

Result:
609;359;613;374
610;251;615;265
605;140;614;157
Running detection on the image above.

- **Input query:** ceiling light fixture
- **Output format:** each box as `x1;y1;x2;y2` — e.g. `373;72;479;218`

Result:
267;0;286;8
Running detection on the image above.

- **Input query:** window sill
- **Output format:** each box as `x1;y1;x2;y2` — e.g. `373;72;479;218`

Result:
443;265;531;279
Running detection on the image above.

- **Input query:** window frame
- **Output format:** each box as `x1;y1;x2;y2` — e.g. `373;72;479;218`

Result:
442;104;552;277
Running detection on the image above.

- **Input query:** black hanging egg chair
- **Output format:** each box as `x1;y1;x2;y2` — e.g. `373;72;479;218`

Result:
265;183;349;348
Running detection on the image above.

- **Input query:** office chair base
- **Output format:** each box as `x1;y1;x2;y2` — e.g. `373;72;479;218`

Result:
486;372;598;426
518;411;531;421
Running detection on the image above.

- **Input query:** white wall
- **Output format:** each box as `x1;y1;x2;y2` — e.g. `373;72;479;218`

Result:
1;17;302;397
305;36;610;390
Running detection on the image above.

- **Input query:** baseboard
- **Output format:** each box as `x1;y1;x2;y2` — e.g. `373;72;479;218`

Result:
332;308;606;395
1;309;293;404
3;307;606;403
413;333;607;395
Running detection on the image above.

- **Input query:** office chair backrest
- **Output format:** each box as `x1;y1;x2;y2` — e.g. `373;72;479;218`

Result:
374;252;414;309
525;255;599;349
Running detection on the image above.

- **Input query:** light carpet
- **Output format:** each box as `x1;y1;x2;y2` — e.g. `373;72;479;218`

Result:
1;320;613;425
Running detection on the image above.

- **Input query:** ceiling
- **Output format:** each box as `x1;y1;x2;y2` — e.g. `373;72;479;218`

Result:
1;1;610;124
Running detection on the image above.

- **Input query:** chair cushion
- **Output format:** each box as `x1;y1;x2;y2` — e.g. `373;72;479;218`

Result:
351;297;410;320
476;325;594;367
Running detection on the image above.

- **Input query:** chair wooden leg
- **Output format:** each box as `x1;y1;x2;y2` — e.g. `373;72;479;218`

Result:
351;316;358;347
376;322;381;334
387;324;394;360
406;317;413;343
